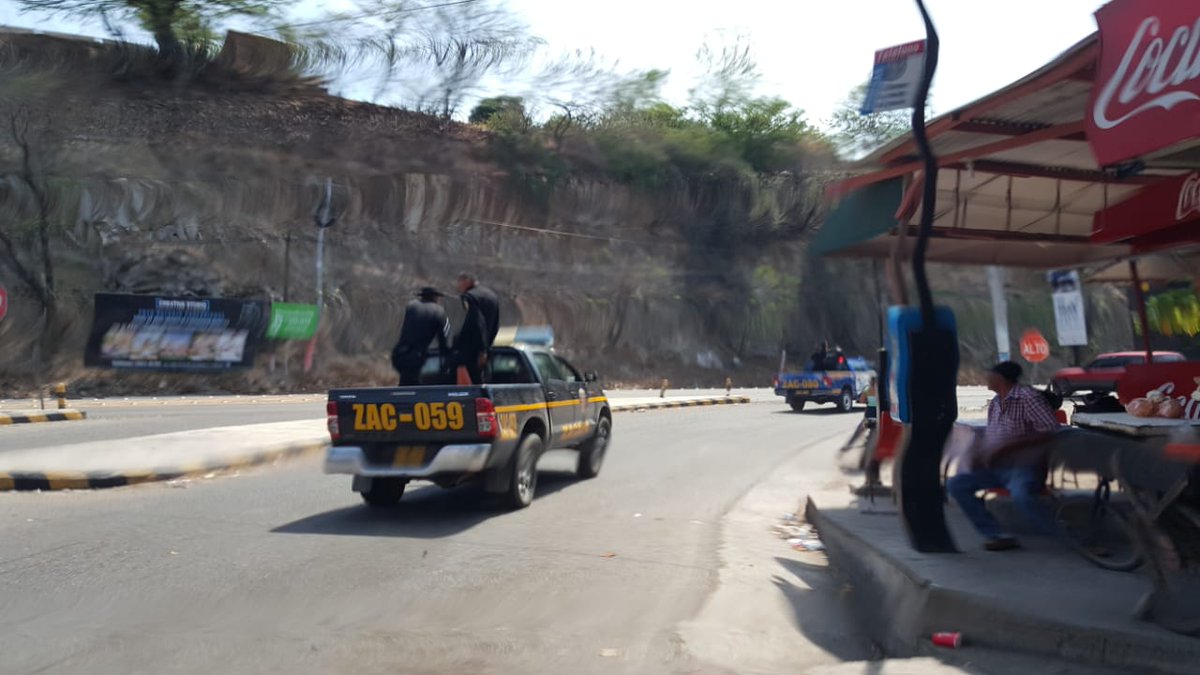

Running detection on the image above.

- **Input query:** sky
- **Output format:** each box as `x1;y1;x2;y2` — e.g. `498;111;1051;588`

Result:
0;0;1107;128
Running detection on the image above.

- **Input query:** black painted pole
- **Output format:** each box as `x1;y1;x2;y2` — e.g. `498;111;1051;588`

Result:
896;0;958;553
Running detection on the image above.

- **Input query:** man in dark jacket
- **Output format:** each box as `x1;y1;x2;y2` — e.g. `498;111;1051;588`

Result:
452;272;500;384
391;287;450;385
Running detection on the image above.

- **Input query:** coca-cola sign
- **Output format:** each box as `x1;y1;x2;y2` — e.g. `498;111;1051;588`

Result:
1178;172;1200;220
1093;170;1200;245
1088;0;1200;167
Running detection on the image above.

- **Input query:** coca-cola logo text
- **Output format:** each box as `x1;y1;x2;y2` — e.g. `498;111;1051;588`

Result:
1093;16;1200;130
1178;173;1200;221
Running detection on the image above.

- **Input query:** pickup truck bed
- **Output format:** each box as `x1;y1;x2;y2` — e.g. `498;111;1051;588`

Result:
325;346;611;509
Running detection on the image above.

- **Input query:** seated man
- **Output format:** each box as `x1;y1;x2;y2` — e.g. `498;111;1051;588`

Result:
947;361;1060;551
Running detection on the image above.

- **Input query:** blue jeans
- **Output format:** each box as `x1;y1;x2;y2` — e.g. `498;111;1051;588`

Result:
947;466;1057;540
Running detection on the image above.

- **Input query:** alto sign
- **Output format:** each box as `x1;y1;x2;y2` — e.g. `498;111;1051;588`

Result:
1020;329;1051;364
1088;0;1200;167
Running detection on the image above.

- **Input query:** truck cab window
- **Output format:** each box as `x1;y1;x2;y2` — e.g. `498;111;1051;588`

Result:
531;352;565;382
554;356;583;383
486;351;536;385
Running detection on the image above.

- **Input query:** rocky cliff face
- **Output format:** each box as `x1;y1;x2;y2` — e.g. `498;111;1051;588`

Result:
0;71;865;394
0;35;1136;395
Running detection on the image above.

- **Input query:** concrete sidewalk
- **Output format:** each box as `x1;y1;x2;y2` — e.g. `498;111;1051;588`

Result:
0;394;752;491
807;488;1200;674
0;419;327;491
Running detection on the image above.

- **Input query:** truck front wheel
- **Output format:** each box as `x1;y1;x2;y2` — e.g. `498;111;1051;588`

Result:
360;477;406;508
576;416;611;479
504;433;542;510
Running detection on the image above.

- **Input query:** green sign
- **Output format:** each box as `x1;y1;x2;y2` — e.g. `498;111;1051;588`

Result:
266;303;319;340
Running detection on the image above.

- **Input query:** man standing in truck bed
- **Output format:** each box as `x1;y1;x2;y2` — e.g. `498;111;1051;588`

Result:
391;287;451;386
452;272;500;384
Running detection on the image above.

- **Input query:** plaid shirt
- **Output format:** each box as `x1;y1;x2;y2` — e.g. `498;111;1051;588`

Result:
985;384;1060;450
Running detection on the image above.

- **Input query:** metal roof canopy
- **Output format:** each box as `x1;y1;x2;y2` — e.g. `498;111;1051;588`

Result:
819;33;1200;270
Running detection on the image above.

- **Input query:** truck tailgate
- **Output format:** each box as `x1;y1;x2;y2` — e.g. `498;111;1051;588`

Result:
329;386;486;444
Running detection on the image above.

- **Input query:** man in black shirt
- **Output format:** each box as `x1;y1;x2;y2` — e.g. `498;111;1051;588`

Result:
391;287;450;385
452;272;500;384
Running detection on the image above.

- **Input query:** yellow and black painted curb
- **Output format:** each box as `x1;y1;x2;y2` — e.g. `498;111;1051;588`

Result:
610;396;752;413
0;409;87;425
0;440;328;492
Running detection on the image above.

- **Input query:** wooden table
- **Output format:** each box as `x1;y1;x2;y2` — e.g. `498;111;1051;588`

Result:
1072;412;1200;438
1069;413;1200;635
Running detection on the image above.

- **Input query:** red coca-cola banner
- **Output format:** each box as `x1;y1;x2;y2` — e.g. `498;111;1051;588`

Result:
1092;171;1200;244
1087;0;1200;167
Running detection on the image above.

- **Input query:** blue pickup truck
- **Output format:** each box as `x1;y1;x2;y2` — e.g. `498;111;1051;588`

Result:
774;357;875;413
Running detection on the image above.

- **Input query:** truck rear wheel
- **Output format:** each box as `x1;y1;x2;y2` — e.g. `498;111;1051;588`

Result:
838;388;855;413
360;478;405;508
504;433;542;510
789;398;806;412
576;416;610;479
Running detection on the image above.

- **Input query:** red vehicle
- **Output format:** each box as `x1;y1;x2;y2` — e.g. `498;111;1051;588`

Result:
1049;351;1186;396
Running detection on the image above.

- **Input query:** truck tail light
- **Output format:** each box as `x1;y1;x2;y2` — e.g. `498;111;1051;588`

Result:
326;401;341;441
772;377;780;389
475;397;497;440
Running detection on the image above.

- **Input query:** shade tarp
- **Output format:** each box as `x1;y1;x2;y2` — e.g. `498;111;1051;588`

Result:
812;177;903;256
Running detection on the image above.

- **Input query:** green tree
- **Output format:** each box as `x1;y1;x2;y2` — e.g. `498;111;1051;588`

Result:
469;96;526;125
829;82;923;159
704;97;820;173
16;0;284;64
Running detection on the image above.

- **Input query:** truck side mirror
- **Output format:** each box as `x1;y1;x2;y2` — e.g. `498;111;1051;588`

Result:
585;371;599;383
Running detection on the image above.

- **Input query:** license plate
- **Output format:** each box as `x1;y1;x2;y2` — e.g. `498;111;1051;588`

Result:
351;402;468;433
393;446;427;468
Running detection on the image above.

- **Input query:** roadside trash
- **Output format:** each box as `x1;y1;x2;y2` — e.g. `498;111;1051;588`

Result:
773;523;815;539
599;648;621;657
601;552;618;559
781;513;799;522
633;513;643;518
203;472;217;479
792;539;826;552
932;632;962;648
166;479;190;488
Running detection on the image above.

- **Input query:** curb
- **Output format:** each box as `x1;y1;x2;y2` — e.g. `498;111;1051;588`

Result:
805;496;1200;674
0;439;328;492
0;397;752;493
0;409;87;425
610;396;752;413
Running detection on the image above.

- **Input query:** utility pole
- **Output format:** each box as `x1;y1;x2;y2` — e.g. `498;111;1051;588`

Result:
304;178;337;373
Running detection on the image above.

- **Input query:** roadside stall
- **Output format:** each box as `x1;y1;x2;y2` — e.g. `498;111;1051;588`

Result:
817;0;1200;634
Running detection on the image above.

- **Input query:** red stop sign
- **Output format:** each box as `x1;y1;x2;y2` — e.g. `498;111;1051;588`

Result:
0;285;7;322
1020;329;1050;363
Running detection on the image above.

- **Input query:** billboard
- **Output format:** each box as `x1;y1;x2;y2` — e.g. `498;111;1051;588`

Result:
1048;270;1089;347
266;303;320;340
85;293;269;372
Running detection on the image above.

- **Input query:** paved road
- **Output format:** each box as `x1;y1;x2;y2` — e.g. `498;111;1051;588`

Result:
0;389;777;453
0;402;873;675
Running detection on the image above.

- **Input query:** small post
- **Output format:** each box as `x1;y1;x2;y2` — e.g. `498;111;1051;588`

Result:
660;379;669;398
724;376;733;396
38;388;45;411
283;231;292;303
54;383;67;410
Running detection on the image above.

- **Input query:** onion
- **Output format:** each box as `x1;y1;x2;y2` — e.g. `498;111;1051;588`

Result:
1157;400;1184;419
1126;398;1155;417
